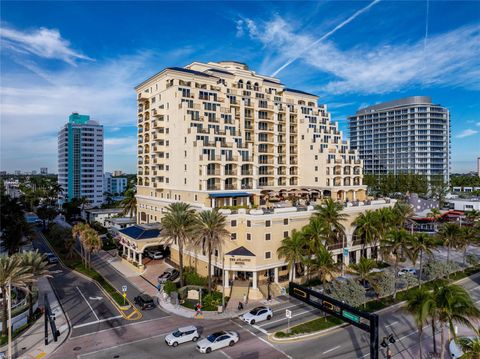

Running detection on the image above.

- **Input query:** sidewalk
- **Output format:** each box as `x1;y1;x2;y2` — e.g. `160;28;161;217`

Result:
0;277;69;359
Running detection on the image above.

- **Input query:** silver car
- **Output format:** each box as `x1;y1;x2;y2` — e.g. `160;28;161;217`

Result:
165;325;199;347
196;331;239;354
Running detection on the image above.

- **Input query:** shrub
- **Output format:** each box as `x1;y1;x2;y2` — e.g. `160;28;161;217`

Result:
275;331;287;338
163;280;177;295
326;279;366;307
203;291;222;309
398;272;418;289
183;267;208;287
423;259;460;281
466;254;479;266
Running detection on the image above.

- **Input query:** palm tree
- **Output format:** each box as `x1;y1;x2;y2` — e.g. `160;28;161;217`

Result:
46;182;63;206
409;233;435;287
380;229;411;299
72;223;88;267
459;226;478;266
353;210;380;252
405;287;435;359
392;201;414;231
193;209;230;293
161;202;196;287
277;230;306;281
465;210;480;225
82;227;102;269
314;198;347;245
64;236;76;259
427;208;442;232
349;257;377;286
437;222;461;275
309;245;337;293
433;284;480;359
302;217;329;256
457;333;480;359
0;255;33;336
121;188;137;218
20;251;51;320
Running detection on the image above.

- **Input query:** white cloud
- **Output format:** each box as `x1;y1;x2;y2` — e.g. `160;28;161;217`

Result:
476;122;480;127
456;129;478;138
0;25;93;65
240;17;480;94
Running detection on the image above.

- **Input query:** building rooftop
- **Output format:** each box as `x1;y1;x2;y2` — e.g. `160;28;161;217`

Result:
354;96;434;115
284;88;318;98
84;208;123;214
119;224;161;240
226;246;255;256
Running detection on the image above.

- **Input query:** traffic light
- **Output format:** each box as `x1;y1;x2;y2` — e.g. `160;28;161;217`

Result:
388;334;396;344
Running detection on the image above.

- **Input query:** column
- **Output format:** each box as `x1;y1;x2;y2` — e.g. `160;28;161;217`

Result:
274;267;279;284
127;247;131;261
353;190;357;201
224;270;230;288
252;271;258;289
292;266;296;280
122;245;126;256
139;252;143;265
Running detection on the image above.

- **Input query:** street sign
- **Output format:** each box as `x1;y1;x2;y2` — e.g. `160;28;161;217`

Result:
122;285;127;292
343;248;349;257
123;293;127;298
343;310;360;323
285;309;292;319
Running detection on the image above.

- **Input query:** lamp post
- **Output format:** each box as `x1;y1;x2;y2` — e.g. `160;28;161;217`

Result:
221;253;225;313
7;279;12;359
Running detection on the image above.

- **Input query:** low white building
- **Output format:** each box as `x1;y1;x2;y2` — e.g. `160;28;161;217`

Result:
104;217;136;230
81;208;124;226
447;198;480;211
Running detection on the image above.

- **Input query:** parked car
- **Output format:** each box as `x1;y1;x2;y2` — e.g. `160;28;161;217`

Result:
448;336;479;358
165;325;199;347
134;294;155;310
45;253;59;264
241;306;273;325
148;251;164;260
196;331;239;354
398;268;417;276
158;268;180;283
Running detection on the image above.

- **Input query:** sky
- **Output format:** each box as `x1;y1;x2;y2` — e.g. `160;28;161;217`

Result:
1;1;479;174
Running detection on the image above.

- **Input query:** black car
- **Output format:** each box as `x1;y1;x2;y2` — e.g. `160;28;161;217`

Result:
134;294;156;310
45;253;59;264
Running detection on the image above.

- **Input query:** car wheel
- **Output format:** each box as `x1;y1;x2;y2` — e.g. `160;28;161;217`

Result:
267;315;272;320
192;336;199;342
206;348;212;353
172;342;178;347
250;319;255;325
229;340;235;347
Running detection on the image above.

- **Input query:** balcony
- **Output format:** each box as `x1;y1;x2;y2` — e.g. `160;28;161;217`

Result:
207;170;220;176
224;171;236;176
241;170;253;176
224;184;236;190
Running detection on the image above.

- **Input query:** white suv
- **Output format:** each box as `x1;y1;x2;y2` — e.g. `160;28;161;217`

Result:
165;326;199;347
241;306;273;325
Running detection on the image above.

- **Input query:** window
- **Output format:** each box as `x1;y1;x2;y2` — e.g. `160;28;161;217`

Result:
247;233;251;241
231;220;237;227
231;233;237;240
265;251;271;259
283;231;289;238
265;220;271;227
215;250;218;257
247;220;251;227
283;218;288;225
265;233;271;241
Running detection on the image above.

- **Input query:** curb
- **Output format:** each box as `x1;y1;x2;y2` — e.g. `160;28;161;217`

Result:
269;322;350;343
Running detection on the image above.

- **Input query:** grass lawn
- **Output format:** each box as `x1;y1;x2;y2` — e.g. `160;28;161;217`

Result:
275;316;343;338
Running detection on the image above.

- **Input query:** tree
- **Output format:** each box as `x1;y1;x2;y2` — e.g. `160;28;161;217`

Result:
121;188;137;218
327;278;366;308
277;230;306;281
20;251;50;320
82;227;102;269
405;287;435;359
380;229;411;299
465;210;480;225
392;201;414;230
309;245;337;288
0;196;33;254
314;198;347;245
427;208;442;232
459;226;479;266
302;217;329;255
0;255;33;336
353;210;380;251
408;233;435;287
457;333;480;359
423;259;459;281
193;209;229;293
433;284;480;359
72;223;89;267
437;222;461;276
349;257;377;286
161;202;196;288
371;271;395;297
36;205;57;230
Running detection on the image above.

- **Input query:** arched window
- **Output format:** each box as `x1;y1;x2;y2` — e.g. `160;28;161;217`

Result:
238;80;244;89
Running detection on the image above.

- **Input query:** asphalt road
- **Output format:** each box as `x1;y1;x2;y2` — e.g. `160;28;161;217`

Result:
34;231;125;337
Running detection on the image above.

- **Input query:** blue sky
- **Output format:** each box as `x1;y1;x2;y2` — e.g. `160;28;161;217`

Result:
1;1;479;174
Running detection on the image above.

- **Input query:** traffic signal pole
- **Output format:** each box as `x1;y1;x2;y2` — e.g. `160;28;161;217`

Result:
370;314;379;359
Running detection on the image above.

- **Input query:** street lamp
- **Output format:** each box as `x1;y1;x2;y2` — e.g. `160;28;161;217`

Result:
7;279;12;359
221;253;225;313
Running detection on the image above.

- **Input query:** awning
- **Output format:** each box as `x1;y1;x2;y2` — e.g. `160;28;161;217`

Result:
209;192;251;198
226;246;256;257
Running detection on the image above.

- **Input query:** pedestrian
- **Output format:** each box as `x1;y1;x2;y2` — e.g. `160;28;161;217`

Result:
157;283;162;293
243;293;247;305
386;347;392;359
237;302;243;311
195;302;202;317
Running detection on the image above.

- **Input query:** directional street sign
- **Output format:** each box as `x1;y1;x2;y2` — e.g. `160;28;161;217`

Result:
122;285;127;292
343;310;360;323
285;309;292;319
123;293;127;298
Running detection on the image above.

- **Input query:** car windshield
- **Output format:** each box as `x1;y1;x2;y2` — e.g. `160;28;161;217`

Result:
250;307;263;315
172;330;182;337
207;332;223;342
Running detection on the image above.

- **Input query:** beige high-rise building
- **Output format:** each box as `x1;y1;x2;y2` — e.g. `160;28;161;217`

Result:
124;61;393;300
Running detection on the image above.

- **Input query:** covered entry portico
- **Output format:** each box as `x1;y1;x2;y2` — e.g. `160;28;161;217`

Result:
209;192;253;208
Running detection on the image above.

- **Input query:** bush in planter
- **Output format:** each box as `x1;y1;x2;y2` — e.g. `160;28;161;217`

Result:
371;271;395;297
163;280;177;295
203;291;222;310
326;279;366;307
183;267;208;287
466;253;479;266
423;259;460;281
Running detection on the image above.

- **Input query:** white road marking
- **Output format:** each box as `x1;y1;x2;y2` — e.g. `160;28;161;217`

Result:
322;345;341;354
72;315;123;329
76;286;99;321
219;350;234;359
252;324;268;334
261;308;320;327
88;296;103;301
385;321;399;328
